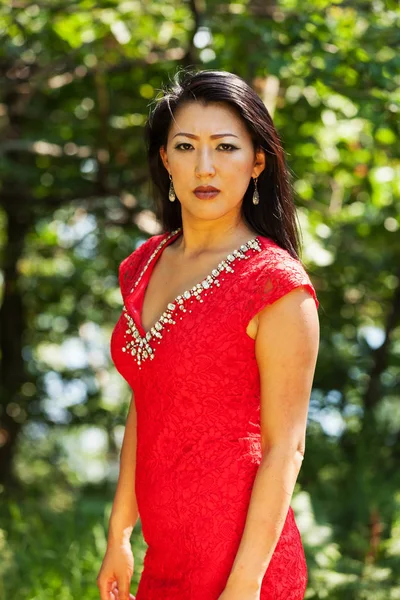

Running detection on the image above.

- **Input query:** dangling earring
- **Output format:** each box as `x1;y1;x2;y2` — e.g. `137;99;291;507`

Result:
252;176;260;205
168;173;176;202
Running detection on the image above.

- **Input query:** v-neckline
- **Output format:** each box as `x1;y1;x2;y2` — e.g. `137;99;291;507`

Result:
133;228;183;337
125;227;261;339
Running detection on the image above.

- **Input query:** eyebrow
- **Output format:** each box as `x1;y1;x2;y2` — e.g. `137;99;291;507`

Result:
172;132;239;140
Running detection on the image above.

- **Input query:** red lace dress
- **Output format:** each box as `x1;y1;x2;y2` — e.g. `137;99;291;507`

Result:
110;227;319;600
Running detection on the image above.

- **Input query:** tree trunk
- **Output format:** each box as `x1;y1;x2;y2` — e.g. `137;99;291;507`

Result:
0;194;30;487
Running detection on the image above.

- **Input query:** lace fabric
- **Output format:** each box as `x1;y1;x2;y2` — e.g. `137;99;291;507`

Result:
110;231;319;600
236;240;319;330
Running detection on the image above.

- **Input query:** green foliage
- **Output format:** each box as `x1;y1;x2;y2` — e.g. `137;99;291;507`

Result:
0;491;147;599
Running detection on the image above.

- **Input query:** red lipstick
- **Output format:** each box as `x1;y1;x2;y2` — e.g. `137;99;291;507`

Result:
193;185;220;200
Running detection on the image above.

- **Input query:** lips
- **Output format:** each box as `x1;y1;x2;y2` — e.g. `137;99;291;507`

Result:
193;186;220;199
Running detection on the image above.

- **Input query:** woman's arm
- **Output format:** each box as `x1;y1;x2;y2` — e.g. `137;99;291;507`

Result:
224;287;320;593
107;390;139;546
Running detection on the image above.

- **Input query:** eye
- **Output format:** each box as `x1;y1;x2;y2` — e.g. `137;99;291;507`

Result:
174;143;193;150
217;143;238;151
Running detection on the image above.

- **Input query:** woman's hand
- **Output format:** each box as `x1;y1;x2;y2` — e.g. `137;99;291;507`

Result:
96;540;136;600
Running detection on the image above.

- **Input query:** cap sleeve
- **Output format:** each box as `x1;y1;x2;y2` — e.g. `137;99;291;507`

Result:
241;243;319;328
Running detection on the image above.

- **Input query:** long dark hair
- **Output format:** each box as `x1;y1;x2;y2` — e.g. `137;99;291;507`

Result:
144;68;303;258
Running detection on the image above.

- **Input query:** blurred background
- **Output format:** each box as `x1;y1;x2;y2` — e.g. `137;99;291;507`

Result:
0;0;399;598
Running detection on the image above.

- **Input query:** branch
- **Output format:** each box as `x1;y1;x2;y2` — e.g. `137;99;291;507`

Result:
10;0;116;13
32;48;186;93
0;171;148;210
0;139;92;157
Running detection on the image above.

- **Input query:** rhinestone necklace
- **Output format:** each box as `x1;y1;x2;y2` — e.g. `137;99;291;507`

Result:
121;228;261;368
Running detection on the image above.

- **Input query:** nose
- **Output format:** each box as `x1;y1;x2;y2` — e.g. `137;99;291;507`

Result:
195;147;216;178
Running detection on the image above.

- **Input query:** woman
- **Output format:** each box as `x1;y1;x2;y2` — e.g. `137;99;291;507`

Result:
97;68;320;600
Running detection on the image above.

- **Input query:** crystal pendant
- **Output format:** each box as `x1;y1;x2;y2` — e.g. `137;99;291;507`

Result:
253;182;260;205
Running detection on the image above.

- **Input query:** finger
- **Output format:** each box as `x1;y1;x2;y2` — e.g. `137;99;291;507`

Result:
98;587;115;600
98;577;117;600
97;580;112;600
117;579;132;600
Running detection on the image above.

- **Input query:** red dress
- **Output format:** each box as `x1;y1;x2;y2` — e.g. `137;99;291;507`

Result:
110;227;319;600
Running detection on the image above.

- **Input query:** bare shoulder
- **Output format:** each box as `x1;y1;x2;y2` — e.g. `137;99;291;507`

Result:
255;285;320;363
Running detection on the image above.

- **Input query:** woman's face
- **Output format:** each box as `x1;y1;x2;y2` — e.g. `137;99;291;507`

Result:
159;101;265;224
